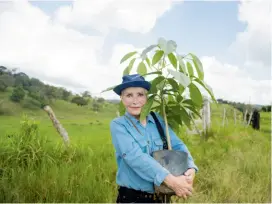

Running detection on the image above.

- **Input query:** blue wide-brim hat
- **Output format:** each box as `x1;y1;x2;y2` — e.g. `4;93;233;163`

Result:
113;74;151;95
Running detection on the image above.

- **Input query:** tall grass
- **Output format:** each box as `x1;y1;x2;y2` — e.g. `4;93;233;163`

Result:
0;109;270;202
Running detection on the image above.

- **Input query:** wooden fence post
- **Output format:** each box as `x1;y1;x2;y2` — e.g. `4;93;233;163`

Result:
247;111;253;127
243;109;248;125
234;109;237;126
222;108;226;127
43;105;70;147
202;97;211;134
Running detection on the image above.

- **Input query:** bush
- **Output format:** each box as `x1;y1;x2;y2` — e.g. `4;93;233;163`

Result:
71;96;88;106
10;86;25;102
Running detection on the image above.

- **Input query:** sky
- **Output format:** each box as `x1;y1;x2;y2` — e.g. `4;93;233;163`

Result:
0;0;271;105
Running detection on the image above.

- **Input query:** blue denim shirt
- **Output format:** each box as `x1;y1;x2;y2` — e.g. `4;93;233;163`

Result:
110;111;198;194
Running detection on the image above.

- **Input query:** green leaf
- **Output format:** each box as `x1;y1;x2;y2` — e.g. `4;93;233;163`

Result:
189;83;203;107
167;78;179;91
141;45;157;59
165;40;177;54
177;55;187;74
194;78;216;102
152;50;164;66
179;84;185;94
150;76;165;93
159;39;177;54
168;94;175;102
140;95;155;121
101;85;116;93
120;51;137;63
184;105;202;119
142;71;162;77
181;99;195;107
190;53;204;80
145;57;151;67
123;58;136;76
180;106;192;130
168;53;177;69
176;94;183;103
168;118;180;134
137;62;147;75
181;99;202;118
119;102;126;116
187;62;194;77
123;66;130;76
156;80;165;91
167;69;191;88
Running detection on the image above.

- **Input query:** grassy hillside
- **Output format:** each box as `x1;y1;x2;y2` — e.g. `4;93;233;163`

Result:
0;92;271;203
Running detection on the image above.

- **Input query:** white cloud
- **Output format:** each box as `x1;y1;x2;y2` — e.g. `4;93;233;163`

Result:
201;56;271;105
0;0;149;100
229;0;271;71
0;0;270;106
54;0;181;34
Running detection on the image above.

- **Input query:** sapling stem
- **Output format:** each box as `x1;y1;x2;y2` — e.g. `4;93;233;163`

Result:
162;96;172;150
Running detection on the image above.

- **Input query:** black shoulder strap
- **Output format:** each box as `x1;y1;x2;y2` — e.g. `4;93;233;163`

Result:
150;111;168;150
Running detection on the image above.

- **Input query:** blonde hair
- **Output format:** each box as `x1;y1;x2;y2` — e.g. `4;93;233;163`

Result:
120;88;148;97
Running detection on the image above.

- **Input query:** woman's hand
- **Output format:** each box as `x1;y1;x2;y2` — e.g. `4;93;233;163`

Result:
184;168;196;186
163;174;193;199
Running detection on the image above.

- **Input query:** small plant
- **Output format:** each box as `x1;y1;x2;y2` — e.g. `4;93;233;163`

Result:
5;115;55;168
103;38;216;148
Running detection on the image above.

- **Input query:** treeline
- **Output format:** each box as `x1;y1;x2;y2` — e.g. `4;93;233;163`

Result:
0;66;106;111
217;99;271;112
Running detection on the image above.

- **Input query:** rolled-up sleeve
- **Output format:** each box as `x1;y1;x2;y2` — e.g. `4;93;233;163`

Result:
110;120;170;186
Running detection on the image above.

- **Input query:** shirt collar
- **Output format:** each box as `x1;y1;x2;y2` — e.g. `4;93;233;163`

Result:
124;111;155;124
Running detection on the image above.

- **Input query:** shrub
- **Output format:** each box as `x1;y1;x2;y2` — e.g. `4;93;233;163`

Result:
10;86;25;102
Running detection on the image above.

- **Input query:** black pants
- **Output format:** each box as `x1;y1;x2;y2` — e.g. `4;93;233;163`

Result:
116;186;171;203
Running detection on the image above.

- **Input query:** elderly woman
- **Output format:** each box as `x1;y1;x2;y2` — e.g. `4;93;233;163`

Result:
110;74;198;203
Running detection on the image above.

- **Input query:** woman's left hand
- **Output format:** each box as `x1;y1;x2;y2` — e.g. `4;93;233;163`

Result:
184;168;196;185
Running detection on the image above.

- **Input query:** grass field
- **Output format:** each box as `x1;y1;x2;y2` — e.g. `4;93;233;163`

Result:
0;97;271;203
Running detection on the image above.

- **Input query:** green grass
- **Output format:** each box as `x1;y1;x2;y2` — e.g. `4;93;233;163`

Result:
0;96;270;203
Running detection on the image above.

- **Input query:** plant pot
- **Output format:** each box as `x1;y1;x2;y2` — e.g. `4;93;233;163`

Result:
152;150;188;195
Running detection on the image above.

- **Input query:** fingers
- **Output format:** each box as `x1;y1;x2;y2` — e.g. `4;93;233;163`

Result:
176;187;193;199
186;184;193;193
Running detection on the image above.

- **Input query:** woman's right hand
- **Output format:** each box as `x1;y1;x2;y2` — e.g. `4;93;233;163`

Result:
164;174;193;199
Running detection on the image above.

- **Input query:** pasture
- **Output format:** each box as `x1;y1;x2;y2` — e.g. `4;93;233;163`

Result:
0;99;271;203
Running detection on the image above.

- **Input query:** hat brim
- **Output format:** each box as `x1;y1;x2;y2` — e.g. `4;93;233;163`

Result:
113;81;151;95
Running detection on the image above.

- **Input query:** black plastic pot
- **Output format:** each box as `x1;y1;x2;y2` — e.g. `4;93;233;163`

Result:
152;150;188;195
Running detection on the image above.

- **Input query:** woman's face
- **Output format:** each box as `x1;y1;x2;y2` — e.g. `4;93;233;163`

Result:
121;87;147;117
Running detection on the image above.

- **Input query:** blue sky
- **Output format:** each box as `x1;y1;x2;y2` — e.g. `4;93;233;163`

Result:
0;0;270;104
31;0;246;65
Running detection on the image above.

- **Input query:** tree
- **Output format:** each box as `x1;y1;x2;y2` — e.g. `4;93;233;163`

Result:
41;85;58;102
97;97;105;103
62;89;71;101
10;86;25;102
0;74;14;91
71;96;88;106
82;91;92;98
262;105;271;112
0;66;8;75
29;78;43;87
14;72;30;89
